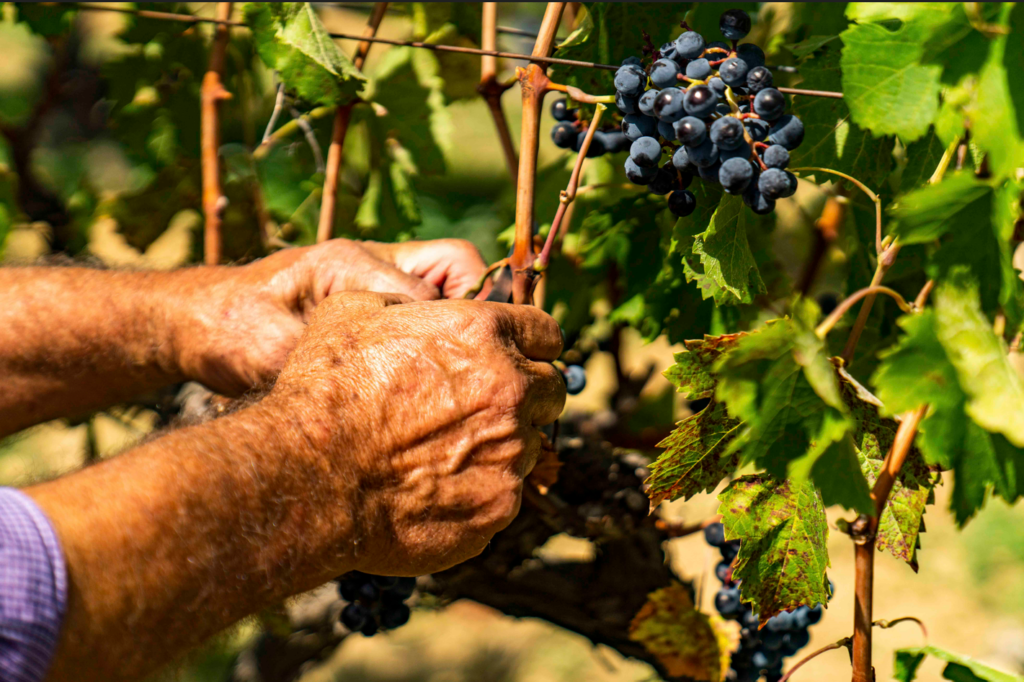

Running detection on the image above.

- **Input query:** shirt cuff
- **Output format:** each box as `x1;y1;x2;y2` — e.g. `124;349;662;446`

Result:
0;488;68;682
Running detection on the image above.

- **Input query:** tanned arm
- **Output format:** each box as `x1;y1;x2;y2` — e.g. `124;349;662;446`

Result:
0;238;487;438
24;292;565;682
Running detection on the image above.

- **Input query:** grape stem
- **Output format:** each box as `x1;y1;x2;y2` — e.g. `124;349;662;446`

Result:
874;616;928;642
536;104;608;270
814;285;913;339
561;84;616;104
789;167;881;254
778;638;851;682
200;1;233;265
653;515;723;538
463;259;510;299
479;2;519;181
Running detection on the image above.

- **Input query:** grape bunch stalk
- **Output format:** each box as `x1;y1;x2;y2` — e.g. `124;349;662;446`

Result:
614;9;803;217
336;572;417;637
704;522;825;682
550;97;631;157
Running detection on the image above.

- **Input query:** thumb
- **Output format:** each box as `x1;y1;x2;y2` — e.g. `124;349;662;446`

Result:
309;291;413;326
326;258;441;302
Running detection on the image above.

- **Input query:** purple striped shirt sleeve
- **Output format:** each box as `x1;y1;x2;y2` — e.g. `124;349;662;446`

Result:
0;488;67;682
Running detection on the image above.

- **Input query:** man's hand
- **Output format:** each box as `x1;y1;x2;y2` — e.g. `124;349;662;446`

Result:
267;292;566;575
174;238;488;395
26;291;565;681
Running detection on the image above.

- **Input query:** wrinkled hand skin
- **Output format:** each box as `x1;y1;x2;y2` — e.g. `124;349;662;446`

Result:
174;238;487;395
265;291;566;576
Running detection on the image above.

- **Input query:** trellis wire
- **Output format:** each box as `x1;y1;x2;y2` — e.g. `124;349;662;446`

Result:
71;3;842;98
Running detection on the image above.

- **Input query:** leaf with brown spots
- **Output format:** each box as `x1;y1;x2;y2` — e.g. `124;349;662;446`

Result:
663;333;748;400
629;584;735;682
718;475;831;626
646;400;742;510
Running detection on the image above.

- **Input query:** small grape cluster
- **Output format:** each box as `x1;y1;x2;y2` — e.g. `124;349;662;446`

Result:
705;522;823;682
550;98;631;157
614;9;803;218
336;572;416;637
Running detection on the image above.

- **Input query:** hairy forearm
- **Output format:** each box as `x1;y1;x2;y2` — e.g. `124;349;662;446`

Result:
25;395;359;682
0;267;196;436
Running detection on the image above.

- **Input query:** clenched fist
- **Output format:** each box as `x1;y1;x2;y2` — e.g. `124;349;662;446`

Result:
263;291;566;576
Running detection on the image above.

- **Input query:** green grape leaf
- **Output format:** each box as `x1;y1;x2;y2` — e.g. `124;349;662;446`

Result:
841;4;952;142
244;2;365;107
647;400;742;509
899;130;946;192
894;646;1024;682
691;195;766;306
663;333;748;399
968;4;1024;183
370;47;451;176
933;271;1024;448
718;475;831;626
891;172;991;244
629;584;732;682
789;47;893;187
838;368;935;568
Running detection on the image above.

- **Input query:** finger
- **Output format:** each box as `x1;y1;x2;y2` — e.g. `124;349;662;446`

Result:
483;303;564;361
524;360;567;426
356;262;441;302
309;290;412;325
363;239;488;299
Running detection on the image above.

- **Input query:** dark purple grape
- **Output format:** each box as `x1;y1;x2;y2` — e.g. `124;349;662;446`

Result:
638;88;660;116
710;116;746;150
551;98;577;122
673;116;707;147
737;43;766;68
653;87;686;122
753;87;786;121
704;522;726;547
668;189;696;217
763;144;789;169
720;9;751;40
719;57;749;88
675;30;706;60
551;122;577;149
683;84;717;117
380;603;411;629
746;65;773;93
341;602;369;631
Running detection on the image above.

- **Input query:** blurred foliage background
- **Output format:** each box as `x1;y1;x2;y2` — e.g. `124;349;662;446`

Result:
0;3;1023;682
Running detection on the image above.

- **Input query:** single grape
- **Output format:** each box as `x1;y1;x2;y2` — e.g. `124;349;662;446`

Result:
746;65;773;94
753;87;786;121
763;144;789;169
360;618;380;637
577;130;606;158
683;84;718;117
357;582;380;602
392;577;417;599
704;521;726;547
621;113;657;141
659;41;678;62
651;58;681;89
685;58;712;80
751;651;771;672
806;604;823;624
715;102;731;116
672;146;694;172
719;57;749;88
675;30;706;60
741;608;760;630
341;602;369;631
551;122;577;149
668;189;696;217
715;560;732;583
786;628;811;651
653;87;686;122
630;136;662;167
719;157;755;194
743;184;775;215
380;603;412;629
338;578;359;602
720;539;741;561
761;629;785;651
759;167;793;199
720;9;752;40
551;98;577;122
625;157;658;184
648;166;680;195
766;610;794;633
614;64;646;97
737;43;766;68
710;116;746;150
674;116;707;147
768;114;804;150
744;118;770;142
622;56;643;67
602;131;631;154
371;575;399;589
615;91;639;115
562;365;586;394
708;76;727;96
698;160;722;184
715;586;742;616
638;88;660;116
719;143;753;164
688;137;719;167
657;120;677;141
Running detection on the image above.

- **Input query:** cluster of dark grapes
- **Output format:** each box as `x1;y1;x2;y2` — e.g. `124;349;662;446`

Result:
550;98;631;157
614;9;803;218
336;572;416;637
705;522;823;682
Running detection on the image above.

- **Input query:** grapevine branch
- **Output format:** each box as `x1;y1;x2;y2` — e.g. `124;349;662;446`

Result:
200;2;233;265
779;638;851;682
815;285;913;338
479;2;519;180
317;1;388;244
70;3;844;99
